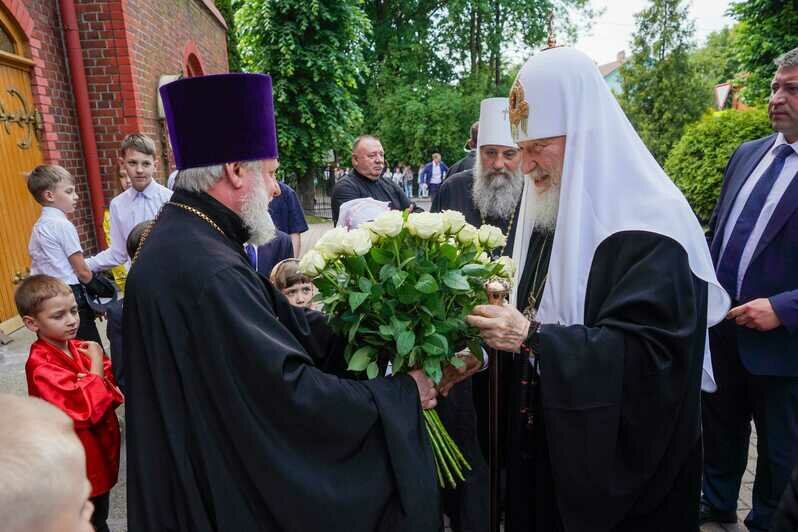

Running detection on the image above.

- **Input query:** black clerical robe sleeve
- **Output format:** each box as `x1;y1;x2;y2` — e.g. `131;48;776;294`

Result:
331;178;362;224
189;264;439;531
535;231;707;531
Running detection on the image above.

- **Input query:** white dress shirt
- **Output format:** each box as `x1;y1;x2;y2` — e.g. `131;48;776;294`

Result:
720;133;798;298
430;162;442;184
87;180;172;272
29;207;83;285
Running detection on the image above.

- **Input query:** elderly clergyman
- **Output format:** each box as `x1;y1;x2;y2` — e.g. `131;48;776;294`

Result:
124;74;440;531
467;48;731;531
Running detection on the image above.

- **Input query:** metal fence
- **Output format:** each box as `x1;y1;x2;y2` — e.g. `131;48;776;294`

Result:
282;171;337;220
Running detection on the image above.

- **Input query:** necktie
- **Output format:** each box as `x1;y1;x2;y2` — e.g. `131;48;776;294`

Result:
716;144;795;297
244;244;257;270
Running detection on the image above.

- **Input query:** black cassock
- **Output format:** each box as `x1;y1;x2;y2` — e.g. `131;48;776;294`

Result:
123;190;439;532
507;229;707;532
331;170;414;225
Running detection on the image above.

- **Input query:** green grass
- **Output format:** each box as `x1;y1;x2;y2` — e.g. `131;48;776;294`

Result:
306;214;330;224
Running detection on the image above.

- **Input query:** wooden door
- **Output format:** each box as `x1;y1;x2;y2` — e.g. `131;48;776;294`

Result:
0;10;43;324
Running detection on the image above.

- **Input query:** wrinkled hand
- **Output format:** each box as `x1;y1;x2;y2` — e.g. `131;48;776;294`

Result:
408;369;438;410
466;305;531;353
727;298;781;331
438;349;482;397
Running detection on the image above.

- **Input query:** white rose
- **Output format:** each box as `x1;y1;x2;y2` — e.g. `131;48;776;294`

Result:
478;224;506;249
476;251;490;264
457;223;479;245
441;210;466;233
342;228;373;256
299;250;326;277
370;210;404;237
360;222;382;244
315;227;348;259
407;212;445;240
495;255;516;278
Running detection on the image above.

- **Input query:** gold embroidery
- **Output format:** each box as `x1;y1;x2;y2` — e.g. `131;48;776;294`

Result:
508;79;529;140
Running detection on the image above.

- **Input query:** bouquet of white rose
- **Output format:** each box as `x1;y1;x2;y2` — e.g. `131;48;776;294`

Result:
299;209;514;488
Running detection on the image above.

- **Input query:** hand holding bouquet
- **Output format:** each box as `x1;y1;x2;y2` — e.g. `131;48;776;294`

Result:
300;209;515;487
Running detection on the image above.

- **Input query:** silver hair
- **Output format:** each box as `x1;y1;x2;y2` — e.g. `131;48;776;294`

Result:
775;47;798;70
472;155;524;221
175;160;265;193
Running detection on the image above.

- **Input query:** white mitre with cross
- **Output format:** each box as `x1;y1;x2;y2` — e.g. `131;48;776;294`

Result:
477;97;516;149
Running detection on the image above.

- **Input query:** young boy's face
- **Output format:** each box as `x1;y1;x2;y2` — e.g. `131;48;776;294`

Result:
120;149;156;192
45;180;79;214
23;293;80;346
282;282;315;308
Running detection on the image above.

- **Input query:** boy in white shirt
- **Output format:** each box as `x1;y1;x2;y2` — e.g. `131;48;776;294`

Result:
27;165;105;344
86;133;172;272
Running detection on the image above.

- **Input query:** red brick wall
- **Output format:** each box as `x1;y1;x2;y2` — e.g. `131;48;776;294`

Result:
1;0;228;253
124;0;228;176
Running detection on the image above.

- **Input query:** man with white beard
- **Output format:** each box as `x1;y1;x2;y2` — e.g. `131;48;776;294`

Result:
433;97;523;240
123;73;441;532
466;48;731;531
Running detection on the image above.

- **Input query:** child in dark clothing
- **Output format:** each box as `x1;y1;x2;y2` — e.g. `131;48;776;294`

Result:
104;220;153;394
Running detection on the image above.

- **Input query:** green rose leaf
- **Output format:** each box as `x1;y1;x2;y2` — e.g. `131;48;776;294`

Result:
349;291;370;312
392;353;406;373
450;356;466;369
396;330;416;356
378;324;394;339
348;346;375;371
468;339;484;365
423;358;443;384
347;314;364;342
440;243;458;262
421;342;444;355
427;333;449;355
392;271;409;288
370;246;394;265
366;361;379;379
415;273;439;294
416;258;438;273
462;263;490;277
423;322;436;337
443;271;471;291
346;256;366;276
358;277;373;293
379;264;398;282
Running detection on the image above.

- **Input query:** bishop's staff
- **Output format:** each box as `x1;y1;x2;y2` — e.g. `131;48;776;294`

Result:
485;278;511;532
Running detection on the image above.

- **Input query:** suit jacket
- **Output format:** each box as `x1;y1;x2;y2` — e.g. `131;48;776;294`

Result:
707;133;798;375
255;230;294;278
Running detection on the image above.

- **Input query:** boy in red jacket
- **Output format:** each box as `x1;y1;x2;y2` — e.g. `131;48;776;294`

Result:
15;274;123;532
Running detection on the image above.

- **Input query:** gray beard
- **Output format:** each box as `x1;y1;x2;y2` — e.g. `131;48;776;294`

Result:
472;158;524;221
528;181;561;234
240;177;277;246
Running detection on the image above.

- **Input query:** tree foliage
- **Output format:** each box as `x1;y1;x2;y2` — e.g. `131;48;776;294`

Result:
216;0;242;72
235;0;371;208
691;26;741;93
618;0;710;164
728;0;798;103
664;107;772;223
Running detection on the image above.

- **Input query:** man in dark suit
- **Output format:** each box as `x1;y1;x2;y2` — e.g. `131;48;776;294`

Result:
701;47;798;531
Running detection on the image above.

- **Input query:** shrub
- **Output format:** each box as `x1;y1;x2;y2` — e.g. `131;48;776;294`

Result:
665;107;772;223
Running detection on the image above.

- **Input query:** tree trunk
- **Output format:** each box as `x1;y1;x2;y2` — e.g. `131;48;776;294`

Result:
297;168;317;213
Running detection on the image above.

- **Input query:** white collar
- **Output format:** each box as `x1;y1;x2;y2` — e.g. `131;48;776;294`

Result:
41;206;68;219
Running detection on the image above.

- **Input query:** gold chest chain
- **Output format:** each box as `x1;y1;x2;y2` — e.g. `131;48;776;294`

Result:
131;202;227;264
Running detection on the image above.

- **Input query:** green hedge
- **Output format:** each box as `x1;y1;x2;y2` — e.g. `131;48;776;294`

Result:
665;107;772;223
